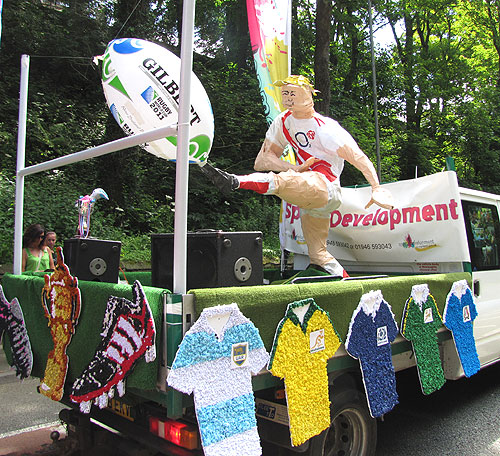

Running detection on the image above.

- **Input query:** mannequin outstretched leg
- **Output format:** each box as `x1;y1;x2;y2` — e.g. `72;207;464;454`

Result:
200;163;347;277
300;213;348;278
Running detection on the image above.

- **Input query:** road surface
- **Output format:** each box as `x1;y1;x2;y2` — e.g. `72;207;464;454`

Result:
376;362;500;455
1;347;499;455
0;349;65;456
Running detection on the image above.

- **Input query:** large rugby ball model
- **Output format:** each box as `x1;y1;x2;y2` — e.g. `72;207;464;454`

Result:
101;38;214;164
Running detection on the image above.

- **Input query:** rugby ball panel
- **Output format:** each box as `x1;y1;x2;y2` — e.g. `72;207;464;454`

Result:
101;38;214;164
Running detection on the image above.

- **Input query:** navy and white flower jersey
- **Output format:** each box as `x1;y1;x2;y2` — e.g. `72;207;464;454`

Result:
345;290;399;417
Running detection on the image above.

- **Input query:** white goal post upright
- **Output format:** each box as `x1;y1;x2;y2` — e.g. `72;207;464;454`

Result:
13;54;30;276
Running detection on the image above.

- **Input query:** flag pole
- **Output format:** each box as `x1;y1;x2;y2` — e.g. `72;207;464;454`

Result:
368;0;381;180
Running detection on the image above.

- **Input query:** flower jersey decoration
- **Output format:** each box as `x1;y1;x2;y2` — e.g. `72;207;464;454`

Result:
443;280;480;377
0;285;33;379
401;284;446;395
167;303;269;456
70;280;156;413
268;298;342;446
40;247;81;401
345;290;399;417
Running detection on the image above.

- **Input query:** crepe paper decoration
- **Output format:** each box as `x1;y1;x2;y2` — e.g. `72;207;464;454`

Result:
77;187;109;238
0;285;33;379
40;247;81;401
401;284;446;395
70;280;156;414
345;290;399;418
268;298;342;447
167;303;269;456
443;280;480;377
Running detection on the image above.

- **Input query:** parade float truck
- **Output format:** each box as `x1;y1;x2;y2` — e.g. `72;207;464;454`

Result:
2;168;500;456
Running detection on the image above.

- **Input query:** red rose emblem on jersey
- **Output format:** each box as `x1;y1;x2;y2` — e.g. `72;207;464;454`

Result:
307;130;315;140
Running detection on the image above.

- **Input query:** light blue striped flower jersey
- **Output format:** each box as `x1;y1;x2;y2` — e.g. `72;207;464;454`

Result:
167;303;269;456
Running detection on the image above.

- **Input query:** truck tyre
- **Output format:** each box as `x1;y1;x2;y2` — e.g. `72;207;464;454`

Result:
305;388;377;456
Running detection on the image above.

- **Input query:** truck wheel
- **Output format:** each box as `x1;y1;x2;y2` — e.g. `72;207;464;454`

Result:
305;389;377;456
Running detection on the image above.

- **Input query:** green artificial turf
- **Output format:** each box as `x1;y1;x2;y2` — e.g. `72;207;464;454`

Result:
1;273;166;391
189;272;471;350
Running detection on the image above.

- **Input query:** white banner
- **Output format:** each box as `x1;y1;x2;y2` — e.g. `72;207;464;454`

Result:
281;171;470;264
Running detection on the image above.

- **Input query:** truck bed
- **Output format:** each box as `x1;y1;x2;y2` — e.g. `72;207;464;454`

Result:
1;270;470;394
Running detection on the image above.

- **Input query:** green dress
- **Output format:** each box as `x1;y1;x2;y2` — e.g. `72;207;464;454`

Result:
25;248;50;272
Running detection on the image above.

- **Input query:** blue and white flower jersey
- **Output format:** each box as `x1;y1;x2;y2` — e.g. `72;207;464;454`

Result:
167;303;269;456
444;280;480;377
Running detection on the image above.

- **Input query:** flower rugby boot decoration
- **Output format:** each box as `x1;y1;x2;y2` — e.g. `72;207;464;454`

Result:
70;280;156;413
0;285;33;380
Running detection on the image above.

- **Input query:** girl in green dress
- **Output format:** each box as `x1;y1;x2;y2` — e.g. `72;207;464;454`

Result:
21;224;55;272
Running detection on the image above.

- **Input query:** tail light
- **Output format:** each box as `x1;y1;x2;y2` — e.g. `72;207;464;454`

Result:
149;416;199;450
275;388;286;400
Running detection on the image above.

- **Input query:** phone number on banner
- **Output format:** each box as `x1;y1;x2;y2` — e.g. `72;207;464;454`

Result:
328;240;393;250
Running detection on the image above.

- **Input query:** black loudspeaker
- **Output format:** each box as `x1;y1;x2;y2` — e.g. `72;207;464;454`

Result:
151;231;263;290
63;238;121;283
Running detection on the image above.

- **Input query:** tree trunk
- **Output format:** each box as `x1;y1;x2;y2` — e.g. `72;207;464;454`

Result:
176;0;183;53
390;10;425;179
225;0;251;69
342;6;360;94
314;0;332;115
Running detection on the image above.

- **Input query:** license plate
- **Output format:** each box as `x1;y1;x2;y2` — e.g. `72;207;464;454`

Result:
256;402;276;419
255;398;289;426
108;398;135;421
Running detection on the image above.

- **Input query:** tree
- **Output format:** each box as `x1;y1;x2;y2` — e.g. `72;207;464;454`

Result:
452;0;500;190
314;0;332;114
4;0;500;263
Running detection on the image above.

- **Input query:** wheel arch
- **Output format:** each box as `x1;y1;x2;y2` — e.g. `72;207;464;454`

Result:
302;368;377;456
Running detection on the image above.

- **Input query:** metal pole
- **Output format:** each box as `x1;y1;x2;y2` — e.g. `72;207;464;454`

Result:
173;0;196;294
368;0;381;180
13;55;30;275
18;124;177;177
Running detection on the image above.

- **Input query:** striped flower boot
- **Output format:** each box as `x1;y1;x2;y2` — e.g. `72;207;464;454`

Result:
70;280;156;413
0;285;33;380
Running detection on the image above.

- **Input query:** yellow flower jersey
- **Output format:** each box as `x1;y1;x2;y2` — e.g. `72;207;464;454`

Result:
268;298;342;446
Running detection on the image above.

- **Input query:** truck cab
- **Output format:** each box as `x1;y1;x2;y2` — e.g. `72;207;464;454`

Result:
452;187;500;373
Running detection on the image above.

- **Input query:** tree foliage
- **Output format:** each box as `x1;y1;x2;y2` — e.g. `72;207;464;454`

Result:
1;0;500;263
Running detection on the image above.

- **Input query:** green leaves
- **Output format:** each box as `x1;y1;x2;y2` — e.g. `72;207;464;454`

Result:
3;0;500;265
